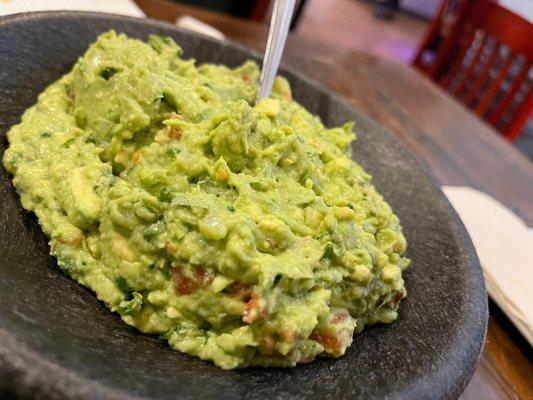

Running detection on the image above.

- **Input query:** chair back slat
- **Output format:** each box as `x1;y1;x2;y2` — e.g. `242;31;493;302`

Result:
439;31;476;89
413;0;473;75
500;84;533;140
474;54;514;116
487;61;531;126
412;0;449;74
413;0;533;140
452;32;488;96
464;42;501;105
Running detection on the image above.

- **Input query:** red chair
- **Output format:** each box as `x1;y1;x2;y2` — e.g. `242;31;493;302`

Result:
413;0;533;141
412;0;470;74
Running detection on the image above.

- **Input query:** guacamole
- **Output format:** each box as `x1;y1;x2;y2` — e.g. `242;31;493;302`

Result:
3;31;409;369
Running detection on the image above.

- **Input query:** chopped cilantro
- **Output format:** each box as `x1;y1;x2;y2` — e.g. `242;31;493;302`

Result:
100;66;119;80
118;292;142;315
115;276;133;300
62;138;75;148
142;220;166;241
188;175;200;184
57;254;76;272
166;146;180;157
321;243;335;260
158;187;172;203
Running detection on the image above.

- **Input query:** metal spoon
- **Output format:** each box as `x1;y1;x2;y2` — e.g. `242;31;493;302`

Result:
256;0;296;103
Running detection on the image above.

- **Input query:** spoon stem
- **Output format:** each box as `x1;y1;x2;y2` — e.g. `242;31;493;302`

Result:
256;0;296;103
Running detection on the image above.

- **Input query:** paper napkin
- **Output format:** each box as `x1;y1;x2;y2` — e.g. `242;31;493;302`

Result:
443;186;533;346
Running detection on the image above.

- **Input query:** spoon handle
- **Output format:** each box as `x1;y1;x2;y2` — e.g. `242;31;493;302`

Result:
256;0;296;103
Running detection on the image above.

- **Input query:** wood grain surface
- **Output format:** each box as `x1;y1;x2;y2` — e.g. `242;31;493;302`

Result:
135;1;533;398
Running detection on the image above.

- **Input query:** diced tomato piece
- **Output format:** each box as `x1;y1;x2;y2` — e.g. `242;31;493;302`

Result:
243;292;260;324
172;265;213;295
258;335;277;355
226;281;252;300
309;329;341;352
194;266;213;287
166;113;183;140
242;292;268;324
167;126;182;140
394;291;405;305
172;269;195;295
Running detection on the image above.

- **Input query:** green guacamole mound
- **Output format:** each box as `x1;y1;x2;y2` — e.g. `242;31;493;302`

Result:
3;31;410;369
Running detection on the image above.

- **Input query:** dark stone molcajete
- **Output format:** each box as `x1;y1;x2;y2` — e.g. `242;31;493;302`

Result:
0;11;487;400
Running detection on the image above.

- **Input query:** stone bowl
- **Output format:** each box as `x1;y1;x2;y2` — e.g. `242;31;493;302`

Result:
0;11;487;400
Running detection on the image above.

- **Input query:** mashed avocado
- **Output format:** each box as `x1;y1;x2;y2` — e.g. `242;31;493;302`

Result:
3;31;409;369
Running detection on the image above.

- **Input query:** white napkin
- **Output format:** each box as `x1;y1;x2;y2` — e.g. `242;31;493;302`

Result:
175;16;226;41
443;186;533;345
0;0;145;18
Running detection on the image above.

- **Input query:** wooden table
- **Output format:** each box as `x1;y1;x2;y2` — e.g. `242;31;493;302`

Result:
136;2;533;398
